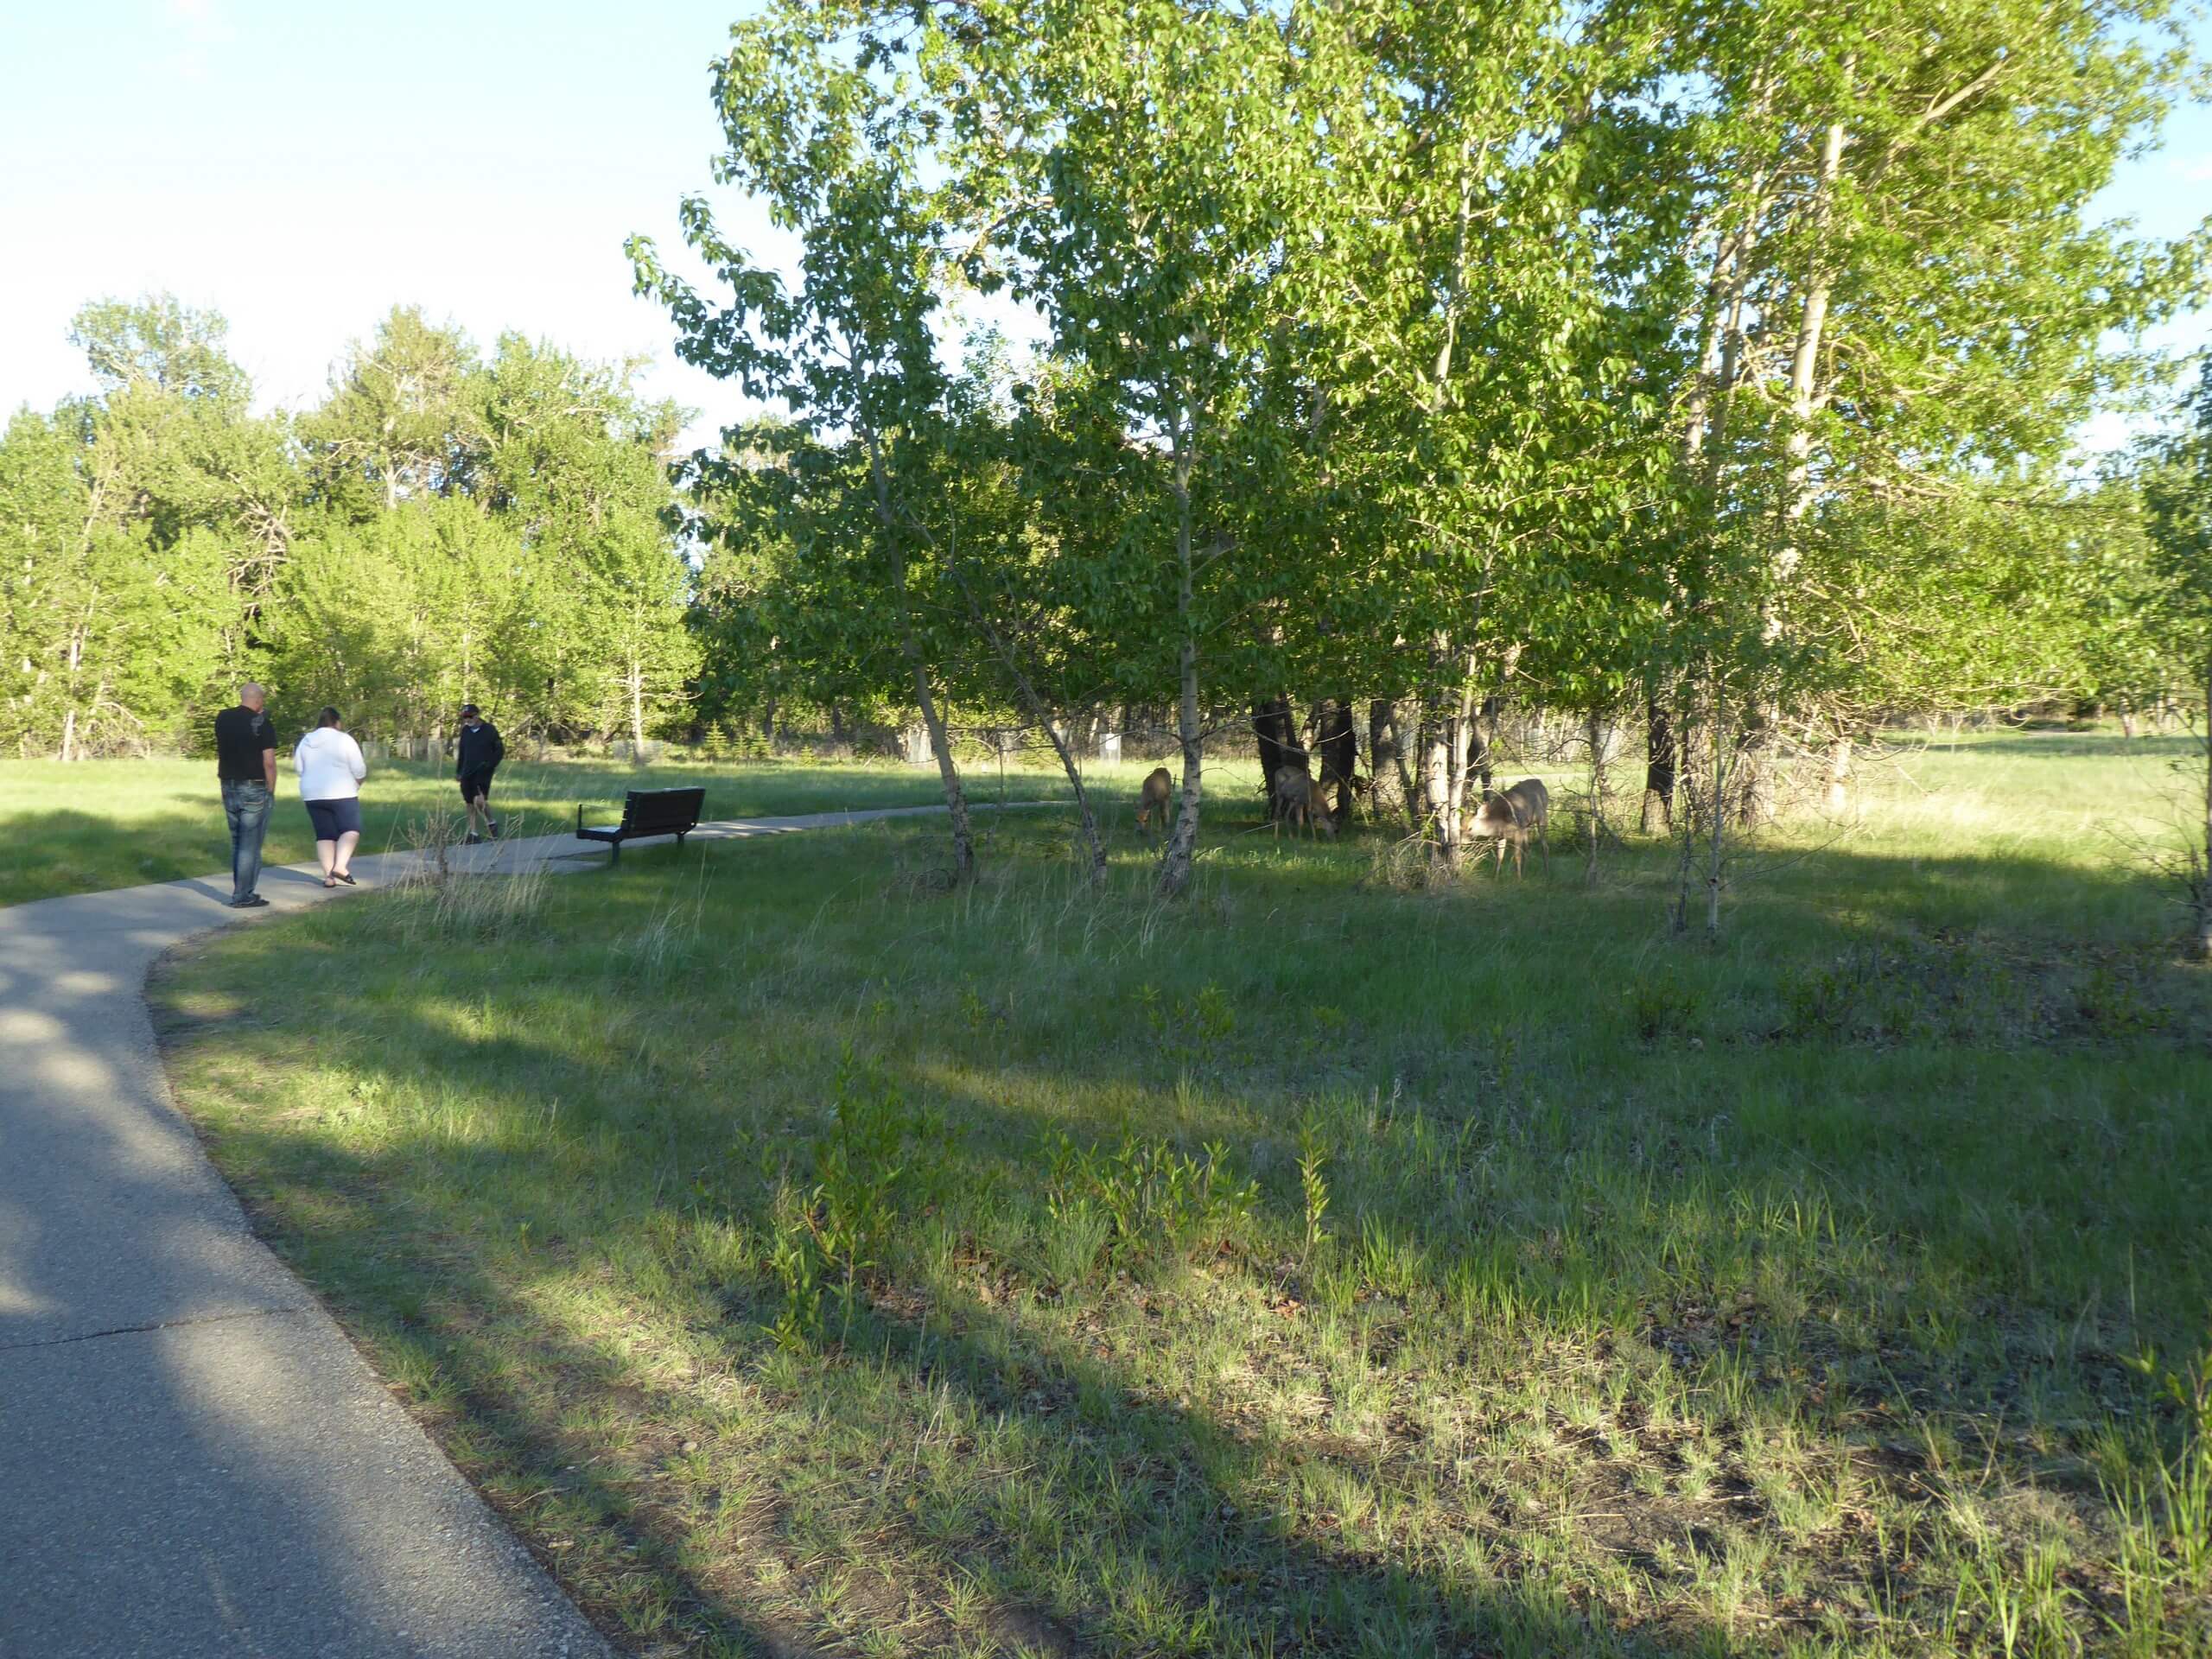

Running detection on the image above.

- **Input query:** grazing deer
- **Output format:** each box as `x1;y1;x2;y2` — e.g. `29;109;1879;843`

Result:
1464;777;1548;874
1272;765;1335;839
1315;760;1367;827
1135;766;1174;839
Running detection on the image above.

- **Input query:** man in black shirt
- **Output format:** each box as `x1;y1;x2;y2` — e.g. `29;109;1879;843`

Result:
455;703;505;843
213;683;277;907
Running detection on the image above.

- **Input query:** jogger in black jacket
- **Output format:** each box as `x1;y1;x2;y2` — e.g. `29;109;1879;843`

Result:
456;703;505;843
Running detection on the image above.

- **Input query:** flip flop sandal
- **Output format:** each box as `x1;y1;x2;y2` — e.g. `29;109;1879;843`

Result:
334;872;357;885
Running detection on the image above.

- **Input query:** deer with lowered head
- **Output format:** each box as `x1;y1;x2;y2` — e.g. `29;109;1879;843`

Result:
1272;765;1335;839
1464;777;1548;875
1135;766;1174;839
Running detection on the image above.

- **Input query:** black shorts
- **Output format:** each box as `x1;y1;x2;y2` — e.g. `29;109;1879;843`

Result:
304;798;363;840
459;770;495;805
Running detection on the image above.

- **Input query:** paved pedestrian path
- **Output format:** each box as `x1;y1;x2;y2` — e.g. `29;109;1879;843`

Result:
0;804;1039;1656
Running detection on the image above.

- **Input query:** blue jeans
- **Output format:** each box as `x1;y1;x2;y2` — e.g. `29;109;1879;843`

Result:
221;779;271;902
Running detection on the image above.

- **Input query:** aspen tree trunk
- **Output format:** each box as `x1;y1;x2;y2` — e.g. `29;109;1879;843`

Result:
58;620;88;762
60;464;118;765
1423;713;1455;866
1392;705;1421;834
1657;213;1748;830
1252;696;1297;815
1445;675;1478;849
1468;696;1494;798
1367;699;1400;822
1781;118;1848;549
1670;706;1700;934
1682;216;1749;467
1387;702;1422;836
1375;699;1416;833
1318;699;1357;827
1586;709;1611;814
1419;642;1458;866
1745;111;1850;827
899;626;973;883
1826;733;1853;815
628;650;646;752
1641;694;1675;832
1158;434;1204;899
1038;720;1107;887
1584;709;1610;880
1422;647;1481;869
1408;151;1480;869
1421;677;1445;840
1707;675;1728;937
868;434;975;884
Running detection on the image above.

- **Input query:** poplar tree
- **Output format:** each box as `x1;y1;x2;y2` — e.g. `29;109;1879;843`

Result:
631;1;981;879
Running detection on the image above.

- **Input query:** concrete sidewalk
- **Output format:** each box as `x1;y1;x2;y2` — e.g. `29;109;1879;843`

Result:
0;804;1028;1656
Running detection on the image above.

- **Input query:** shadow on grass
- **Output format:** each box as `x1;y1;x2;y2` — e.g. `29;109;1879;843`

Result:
143;814;2212;1653
169;1106;1742;1657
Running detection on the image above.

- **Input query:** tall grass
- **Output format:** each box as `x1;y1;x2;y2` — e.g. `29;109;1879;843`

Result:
360;810;554;945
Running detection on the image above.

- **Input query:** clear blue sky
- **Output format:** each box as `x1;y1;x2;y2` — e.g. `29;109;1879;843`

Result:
1;1;2205;454
0;0;781;445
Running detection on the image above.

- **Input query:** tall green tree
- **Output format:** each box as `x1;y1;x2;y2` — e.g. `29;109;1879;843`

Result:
264;497;542;740
302;307;484;519
938;0;1339;893
2;296;280;757
631;0;982;879
475;335;696;747
1604;0;2204;817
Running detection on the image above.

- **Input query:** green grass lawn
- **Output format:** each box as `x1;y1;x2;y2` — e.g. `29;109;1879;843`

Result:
151;732;2212;1656
0;753;1074;907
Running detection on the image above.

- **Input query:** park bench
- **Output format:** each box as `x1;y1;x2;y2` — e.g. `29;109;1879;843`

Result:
575;787;707;864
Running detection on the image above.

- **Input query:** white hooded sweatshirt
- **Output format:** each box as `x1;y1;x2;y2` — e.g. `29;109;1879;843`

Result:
294;727;368;801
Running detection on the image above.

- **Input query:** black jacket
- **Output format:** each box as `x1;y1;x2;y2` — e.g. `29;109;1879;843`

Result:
455;721;505;779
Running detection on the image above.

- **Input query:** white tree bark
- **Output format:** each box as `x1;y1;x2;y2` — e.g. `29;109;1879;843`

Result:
1780;113;1851;575
1159;428;1205;899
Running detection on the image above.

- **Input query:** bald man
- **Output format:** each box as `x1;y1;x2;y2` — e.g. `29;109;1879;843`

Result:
213;683;278;907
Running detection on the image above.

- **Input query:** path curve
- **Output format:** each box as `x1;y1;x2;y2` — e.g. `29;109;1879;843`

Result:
0;804;1046;1656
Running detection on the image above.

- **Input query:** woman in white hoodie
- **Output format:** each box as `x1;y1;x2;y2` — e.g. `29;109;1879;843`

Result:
294;707;369;888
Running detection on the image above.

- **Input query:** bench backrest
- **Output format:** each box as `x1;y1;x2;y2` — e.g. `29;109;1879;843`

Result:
620;787;706;833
